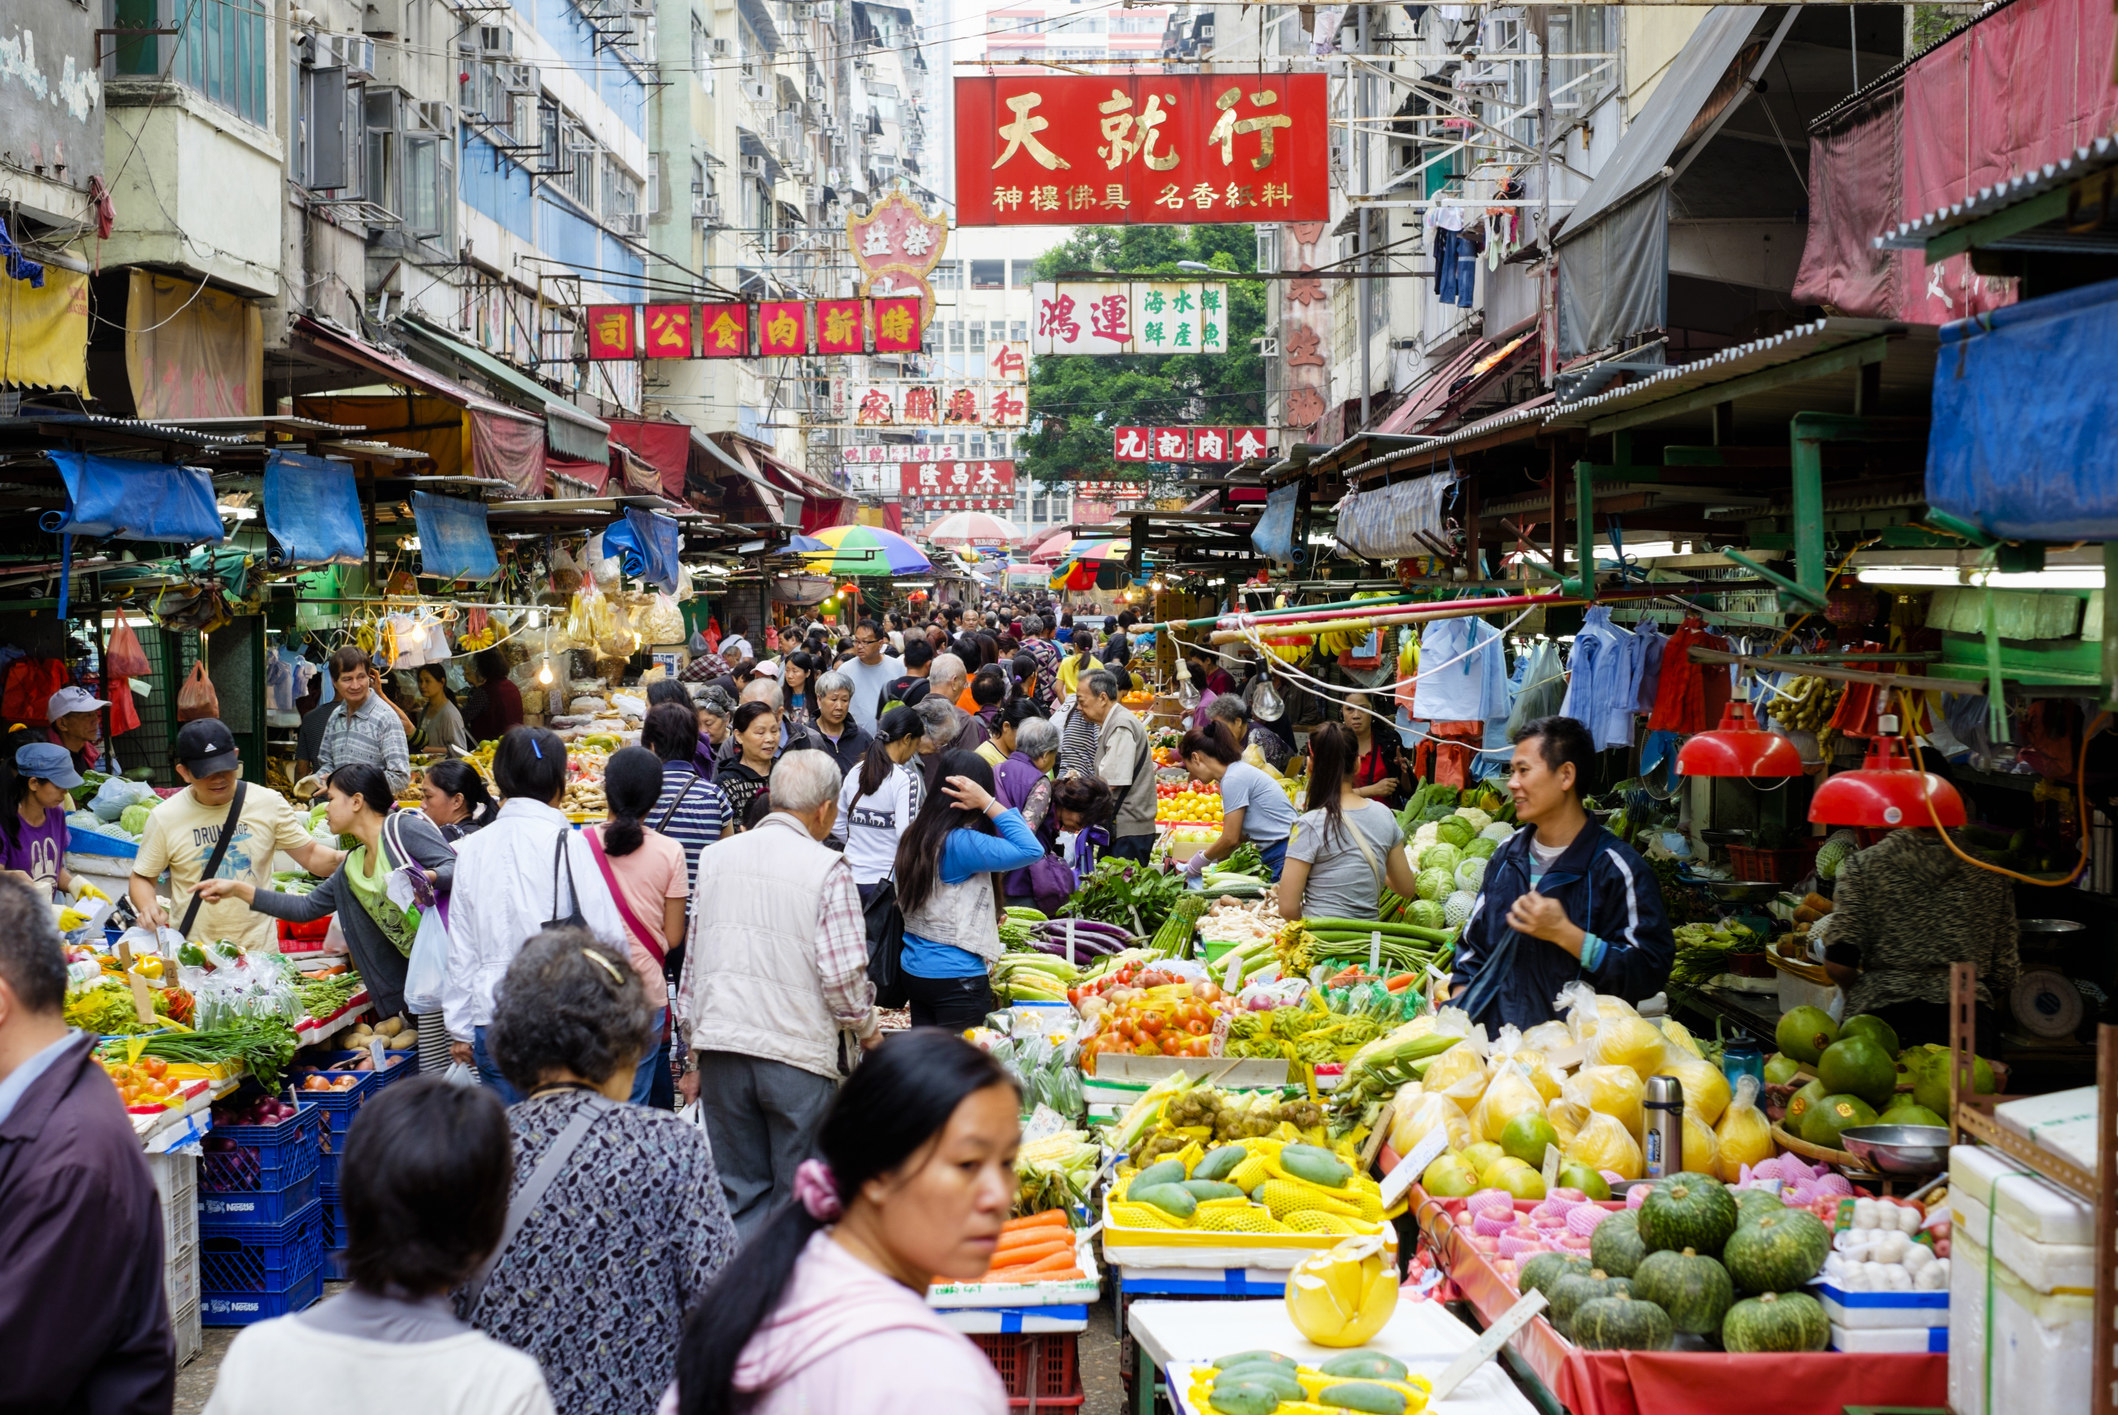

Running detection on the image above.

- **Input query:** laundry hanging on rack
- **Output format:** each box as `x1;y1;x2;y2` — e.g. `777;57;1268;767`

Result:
1646;615;1731;735
1411;614;1509;724
1558;605;1638;751
1504;638;1567;737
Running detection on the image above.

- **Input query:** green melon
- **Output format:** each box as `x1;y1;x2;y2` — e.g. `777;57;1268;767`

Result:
1733;1188;1786;1226
1500;1111;1561;1168
1816;1035;1898;1109
1721;1291;1830;1353
1878;1100;1948;1129
1836;1013;1901;1057
1762;1052;1802;1086
1570;1295;1676;1351
1518;1252;1593;1302
1775;1006;1838;1066
1558;1162;1612;1201
1721;1208;1832;1294
1908;1045;1996;1114
1630;1247;1734;1336
1548;1269;1633;1338
1800;1093;1880;1150
1784;1079;1830;1135
1133;1159;1188;1190
1637;1173;1738;1258
1589;1207;1649;1278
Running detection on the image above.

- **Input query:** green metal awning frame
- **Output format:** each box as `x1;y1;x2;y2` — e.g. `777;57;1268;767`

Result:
395;315;612;465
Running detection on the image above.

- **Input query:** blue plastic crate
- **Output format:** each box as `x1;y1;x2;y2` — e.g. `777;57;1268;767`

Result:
317;1146;341;1190
200;1170;318;1229
321;1197;349;1282
198;1200;324;1295
202;1262;324;1326
288;1066;379;1136
314;1049;417;1090
201;1100;323;1194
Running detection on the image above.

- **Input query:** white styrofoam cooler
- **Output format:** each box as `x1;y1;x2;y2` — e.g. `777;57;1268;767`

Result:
1831;1323;1948;1354
1990;1087;2098;1173
1817;1283;1949;1331
1949;1143;2094;1246
1947;1227;2094;1415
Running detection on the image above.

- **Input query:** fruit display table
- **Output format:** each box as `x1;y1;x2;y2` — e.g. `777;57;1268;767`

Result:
1130;1297;1539;1415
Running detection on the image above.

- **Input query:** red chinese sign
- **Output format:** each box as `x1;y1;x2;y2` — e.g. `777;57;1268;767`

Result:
955;74;1329;227
1115;425;1273;463
873;296;922;353
583;300;923;360
849;192;949;328
586;305;638;360
899;460;1017;500
759;301;808;357
700;303;749;358
643;304;693;359
817;299;865;354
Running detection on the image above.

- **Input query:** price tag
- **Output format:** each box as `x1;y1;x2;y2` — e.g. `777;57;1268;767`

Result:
1369;930;1382;975
369;1037;387;1071
1064;919;1077;968
127;971;155;1026
1426;1290;1548;1403
1380;1125;1450;1210
1542;1142;1562;1195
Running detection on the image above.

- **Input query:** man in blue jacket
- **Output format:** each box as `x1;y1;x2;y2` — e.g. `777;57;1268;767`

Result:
1451;715;1674;1030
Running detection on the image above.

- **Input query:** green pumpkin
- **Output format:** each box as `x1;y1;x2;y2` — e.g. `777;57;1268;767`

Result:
1589;1207;1648;1278
1548;1268;1633;1338
1629;1247;1734;1336
1721;1291;1830;1353
1637;1173;1738;1258
1722;1209;1833;1294
1570;1295;1677;1351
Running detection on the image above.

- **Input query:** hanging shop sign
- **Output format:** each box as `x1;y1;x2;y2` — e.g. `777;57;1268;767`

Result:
584;297;923;359
1030;282;1228;355
1113;426;1273;463
841;381;1028;427
842;444;951;463
849;192;951;327
1075;479;1152;501
1280;222;1331;431
898;460;1016;512
955;74;1329;226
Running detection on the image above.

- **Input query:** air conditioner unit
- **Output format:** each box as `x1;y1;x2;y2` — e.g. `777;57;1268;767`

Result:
697;197;722;224
503;61;536;94
415;99;450;132
611;212;645;235
477;23;511;53
740;152;764;176
802;184;821;208
341;35;376;74
745;79;770;103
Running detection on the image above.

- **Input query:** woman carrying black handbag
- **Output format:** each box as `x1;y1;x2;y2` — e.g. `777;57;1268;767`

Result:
827;706;927;1009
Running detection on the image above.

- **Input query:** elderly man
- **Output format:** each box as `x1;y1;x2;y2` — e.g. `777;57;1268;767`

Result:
926;653;991;753
0;879;174;1412
44;686;109;777
308;646;412;797
714;679;825;770
679;750;879;1237
810;670;871;777
834;618;901;735
1078;668;1156;862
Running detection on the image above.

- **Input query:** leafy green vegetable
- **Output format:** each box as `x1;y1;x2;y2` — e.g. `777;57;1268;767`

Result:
1065;857;1186;936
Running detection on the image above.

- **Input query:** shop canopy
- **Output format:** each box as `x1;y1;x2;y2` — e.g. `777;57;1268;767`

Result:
411;490;501;583
48;450;222;544
600;507;684;594
262;450;366;564
1926;274;2118;540
396;315;612;467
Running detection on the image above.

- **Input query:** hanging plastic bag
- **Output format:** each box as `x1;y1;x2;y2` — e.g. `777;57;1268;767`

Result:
1655;1042;1733;1127
106;619;151;679
1555;981;1601;1047
1657;1016;1706;1059
1589;1010;1670;1083
639;592;684;645
551;542;586;595
175;661;219;721
1560;1063;1648;1141
1422;1026;1490;1113
1714;1074;1774;1181
402;906;452;1014
1565;1110;1644;1180
1545;1098;1583;1150
1521;1019;1573;1055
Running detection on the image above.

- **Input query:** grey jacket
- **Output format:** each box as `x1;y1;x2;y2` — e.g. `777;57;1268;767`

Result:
246;810;458;1021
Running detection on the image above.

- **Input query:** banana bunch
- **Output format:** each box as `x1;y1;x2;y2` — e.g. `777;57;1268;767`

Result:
1776;675;1843;745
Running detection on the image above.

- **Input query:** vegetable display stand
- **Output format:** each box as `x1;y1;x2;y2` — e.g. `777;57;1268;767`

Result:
315;1048;416;1089
971;1331;1085;1412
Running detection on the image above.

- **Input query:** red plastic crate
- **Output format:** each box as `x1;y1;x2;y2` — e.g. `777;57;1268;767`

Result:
278;916;335;953
972;1332;1083;1411
1726;839;1820;884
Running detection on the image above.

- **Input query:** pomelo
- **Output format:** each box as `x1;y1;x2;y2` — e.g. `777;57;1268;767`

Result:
1837;1013;1900;1056
1800;1093;1879;1150
1877;1101;1947;1129
1816;1035;1897;1110
1500;1111;1562;1168
1784;1079;1829;1134
1422;1154;1478;1197
1459;1141;1506;1176
1559;1162;1612;1201
1495;1166;1548;1201
1775;1006;1838;1066
1762;1052;1802;1086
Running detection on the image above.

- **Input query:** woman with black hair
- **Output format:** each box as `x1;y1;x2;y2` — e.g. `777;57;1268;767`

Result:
200;761;457;1029
891;752;1043;1029
781;652;819;729
441;727;628;1103
968;667;1009;767
1176;719;1297;881
414;664;472;754
671;1030;1016;1415
420;759;497;842
205;1079;553;1414
1277;723;1419;924
464;648;523;743
716;702;779;829
584;747;688;1106
0;742;90;901
831;707;925;896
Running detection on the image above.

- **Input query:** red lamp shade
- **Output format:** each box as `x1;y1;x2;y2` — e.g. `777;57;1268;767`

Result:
1809;738;1967;829
1677;703;1806;778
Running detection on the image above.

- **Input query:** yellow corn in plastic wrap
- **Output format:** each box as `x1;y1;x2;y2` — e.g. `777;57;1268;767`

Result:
1561;1064;1647;1139
1469;1063;1547;1145
1422;1045;1490;1113
1655;1044;1733;1127
1388;1091;1471;1154
1565;1110;1644;1180
1285;1235;1400;1347
1714;1074;1774;1181
1590;1014;1671;1083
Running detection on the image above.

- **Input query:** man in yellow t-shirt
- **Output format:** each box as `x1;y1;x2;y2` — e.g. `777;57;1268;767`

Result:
129;719;343;951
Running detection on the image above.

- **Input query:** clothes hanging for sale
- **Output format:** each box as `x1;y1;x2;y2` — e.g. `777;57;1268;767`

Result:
1504;639;1566;737
1646;616;1730;734
1630;619;1668;714
1558;606;1637;751
1411;615;1508;724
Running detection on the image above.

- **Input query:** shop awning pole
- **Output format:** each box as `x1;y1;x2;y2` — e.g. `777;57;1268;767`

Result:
1151;593;1420;632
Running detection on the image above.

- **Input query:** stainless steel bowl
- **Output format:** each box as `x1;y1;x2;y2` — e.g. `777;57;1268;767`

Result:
2019;919;2086;935
1838;1125;1953;1176
1703;879;1780;904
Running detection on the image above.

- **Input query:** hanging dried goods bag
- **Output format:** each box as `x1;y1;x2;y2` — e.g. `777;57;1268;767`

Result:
176;660;219;721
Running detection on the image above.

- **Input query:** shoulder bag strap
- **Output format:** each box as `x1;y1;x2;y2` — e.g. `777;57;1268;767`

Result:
653;775;702;833
1343;807;1387;894
464;1098;608;1311
584;829;666;965
177;781;248;937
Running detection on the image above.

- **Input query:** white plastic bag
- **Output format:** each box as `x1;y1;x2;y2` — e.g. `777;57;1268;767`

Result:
402;906;452;1014
442;1061;479;1087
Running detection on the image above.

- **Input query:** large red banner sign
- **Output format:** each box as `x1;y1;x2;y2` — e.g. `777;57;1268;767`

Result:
898;460;1016;499
954;74;1330;227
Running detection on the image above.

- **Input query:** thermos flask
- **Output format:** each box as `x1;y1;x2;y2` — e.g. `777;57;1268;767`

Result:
1643;1074;1684;1178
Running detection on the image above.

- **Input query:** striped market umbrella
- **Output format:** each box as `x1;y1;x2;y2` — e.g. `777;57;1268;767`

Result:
926;511;1025;546
1057;538;1129;566
1049;539;1136;591
799;524;932;576
1028;530;1074;562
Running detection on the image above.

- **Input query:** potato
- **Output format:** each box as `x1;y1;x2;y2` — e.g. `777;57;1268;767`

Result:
375;1017;403;1038
385;1030;417;1049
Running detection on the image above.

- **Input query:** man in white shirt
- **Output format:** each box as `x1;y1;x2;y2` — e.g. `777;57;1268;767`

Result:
719;614;755;665
834;618;902;735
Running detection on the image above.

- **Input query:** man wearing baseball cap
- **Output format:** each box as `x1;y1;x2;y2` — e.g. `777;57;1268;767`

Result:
128;719;342;951
45;686;108;778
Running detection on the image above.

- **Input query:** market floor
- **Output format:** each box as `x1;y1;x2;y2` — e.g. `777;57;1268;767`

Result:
176;1284;1130;1414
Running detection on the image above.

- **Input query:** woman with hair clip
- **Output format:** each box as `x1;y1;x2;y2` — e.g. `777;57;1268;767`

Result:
421;759;497;842
200;762;457;1031
1276;723;1419;925
0;742;99;903
666;1030;1016;1415
1339;688;1404;806
1175;719;1297;883
583;747;689;1106
891;751;1044;1030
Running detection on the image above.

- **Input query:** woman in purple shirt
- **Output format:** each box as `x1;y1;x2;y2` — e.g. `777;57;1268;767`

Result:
1;742;85;900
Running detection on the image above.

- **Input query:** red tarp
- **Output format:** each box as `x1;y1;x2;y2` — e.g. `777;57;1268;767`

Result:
469;408;546;497
1795;0;2118;323
606;418;690;499
546;458;612;495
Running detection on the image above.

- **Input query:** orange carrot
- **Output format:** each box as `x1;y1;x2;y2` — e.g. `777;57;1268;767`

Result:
1008;1251;1081;1276
989;1266;1082;1284
1003;1210;1069;1233
1385;972;1416;993
994;1234;1071;1258
989;1240;1072;1267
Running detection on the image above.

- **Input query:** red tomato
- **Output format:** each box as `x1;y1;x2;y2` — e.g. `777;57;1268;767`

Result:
1139;1013;1165;1037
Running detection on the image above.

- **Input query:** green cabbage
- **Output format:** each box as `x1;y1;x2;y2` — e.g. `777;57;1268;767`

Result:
1407;898;1447;931
1419;843;1463;875
1464;837;1497;860
119;802;154;837
1435;816;1476;849
1416;868;1452;902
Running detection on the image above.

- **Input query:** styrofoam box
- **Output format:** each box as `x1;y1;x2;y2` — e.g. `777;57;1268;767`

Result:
1831;1322;1948;1354
1989;1087;2097;1173
1817;1283;1949;1331
1948;1227;2094;1415
1950;1187;2093;1294
1949;1143;2094;1245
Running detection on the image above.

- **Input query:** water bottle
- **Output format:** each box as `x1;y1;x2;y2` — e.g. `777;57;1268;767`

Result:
1722;1039;1765;1093
1643;1075;1684;1178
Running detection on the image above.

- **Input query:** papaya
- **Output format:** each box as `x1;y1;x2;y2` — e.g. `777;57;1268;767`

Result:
1193;1146;1248;1183
1213;1350;1299;1371
1133;1159;1189;1190
1205;1382;1281;1415
1319;1353;1410;1381
1279;1143;1355;1188
1318;1382;1409;1415
1129;1183;1198;1220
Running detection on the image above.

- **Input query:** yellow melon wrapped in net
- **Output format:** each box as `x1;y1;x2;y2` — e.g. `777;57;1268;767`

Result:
1195;1200;1290;1234
1590;1013;1671;1082
1714;1074;1774;1181
1560;1064;1647;1140
1656;1044;1733;1127
1388;1092;1471;1154
1564;1110;1643;1180
1468;1062;1547;1145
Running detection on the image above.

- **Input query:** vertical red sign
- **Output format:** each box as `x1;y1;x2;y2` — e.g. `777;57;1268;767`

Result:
872;296;924;353
816;299;865;354
699;303;749;357
586;305;638;360
758;302;809;356
642;304;693;359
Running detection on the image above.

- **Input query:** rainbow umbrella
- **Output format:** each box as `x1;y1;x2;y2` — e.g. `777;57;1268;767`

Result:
1056;538;1129;566
799;524;932;576
1049;540;1136;591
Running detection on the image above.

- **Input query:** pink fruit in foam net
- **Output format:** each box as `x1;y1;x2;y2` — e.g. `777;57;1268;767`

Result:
1473;1211;1516;1237
1817;1173;1853;1196
1466;1189;1513;1215
1599;1170;1625;1186
1567;1205;1611;1236
1558;1233;1593;1251
1627;1185;1650;1209
1469;1235;1499;1253
1498;1234;1542;1259
1551;1188;1588;1203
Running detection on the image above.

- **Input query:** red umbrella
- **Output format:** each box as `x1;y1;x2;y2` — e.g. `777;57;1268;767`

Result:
1028;530;1073;563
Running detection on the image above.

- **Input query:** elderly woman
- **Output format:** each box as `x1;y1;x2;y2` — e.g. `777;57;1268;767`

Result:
995;714;1061;910
912;695;963;792
467;928;737;1415
1204;691;1291;774
809;669;871;778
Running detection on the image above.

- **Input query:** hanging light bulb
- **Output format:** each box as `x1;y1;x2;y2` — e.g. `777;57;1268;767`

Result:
1809;715;1967;829
537;658;555;687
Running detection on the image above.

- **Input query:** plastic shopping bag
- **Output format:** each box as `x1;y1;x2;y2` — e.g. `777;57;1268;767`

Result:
175;660;219;721
403;906;451;1013
106;618;151;678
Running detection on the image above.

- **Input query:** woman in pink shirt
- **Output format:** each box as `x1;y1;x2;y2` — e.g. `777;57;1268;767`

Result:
667;1030;1018;1415
584;747;688;1107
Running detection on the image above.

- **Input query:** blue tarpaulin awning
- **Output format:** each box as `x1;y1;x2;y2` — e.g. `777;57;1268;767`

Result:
1927;273;2118;540
262;450;366;565
600;507;683;594
411;491;500;582
49;450;223;543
